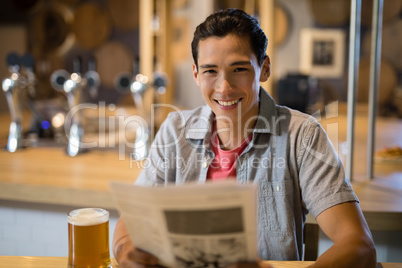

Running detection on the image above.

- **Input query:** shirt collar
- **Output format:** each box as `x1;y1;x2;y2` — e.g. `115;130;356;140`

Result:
185;87;281;140
253;87;281;136
185;105;214;140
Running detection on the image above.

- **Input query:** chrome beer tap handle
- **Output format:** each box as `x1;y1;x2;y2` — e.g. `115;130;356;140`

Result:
130;74;150;160
3;76;23;152
2;52;24;152
64;72;85;109
114;72;151;160
130;74;149;112
50;57;86;156
114;70;169;160
64;57;86;157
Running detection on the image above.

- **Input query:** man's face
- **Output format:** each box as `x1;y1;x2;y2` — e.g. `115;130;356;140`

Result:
192;34;270;129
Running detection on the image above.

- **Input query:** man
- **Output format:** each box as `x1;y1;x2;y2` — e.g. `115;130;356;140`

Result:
113;8;376;268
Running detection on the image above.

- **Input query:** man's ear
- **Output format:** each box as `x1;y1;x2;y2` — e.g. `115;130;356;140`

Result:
192;63;200;86
260;55;271;82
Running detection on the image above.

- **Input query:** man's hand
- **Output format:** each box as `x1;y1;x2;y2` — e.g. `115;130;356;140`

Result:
115;241;162;268
113;217;163;267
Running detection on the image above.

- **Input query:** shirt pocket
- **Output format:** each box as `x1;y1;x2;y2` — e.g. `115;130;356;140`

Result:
257;179;295;235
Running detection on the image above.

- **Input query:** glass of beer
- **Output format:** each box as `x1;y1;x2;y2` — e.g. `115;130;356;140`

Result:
68;208;111;268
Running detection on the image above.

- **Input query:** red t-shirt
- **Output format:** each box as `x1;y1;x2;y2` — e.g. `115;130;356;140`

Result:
207;130;253;181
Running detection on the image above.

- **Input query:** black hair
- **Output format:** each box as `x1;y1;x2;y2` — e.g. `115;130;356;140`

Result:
191;8;268;69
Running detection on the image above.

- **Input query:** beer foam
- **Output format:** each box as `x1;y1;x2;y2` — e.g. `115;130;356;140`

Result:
68;208;109;226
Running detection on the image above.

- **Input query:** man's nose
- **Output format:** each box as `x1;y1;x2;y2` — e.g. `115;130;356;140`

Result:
215;74;233;93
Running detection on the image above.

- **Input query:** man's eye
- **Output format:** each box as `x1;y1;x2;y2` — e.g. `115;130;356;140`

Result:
234;68;247;72
204;70;216;74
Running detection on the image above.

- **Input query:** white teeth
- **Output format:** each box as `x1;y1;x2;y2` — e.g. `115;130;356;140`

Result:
217;99;240;106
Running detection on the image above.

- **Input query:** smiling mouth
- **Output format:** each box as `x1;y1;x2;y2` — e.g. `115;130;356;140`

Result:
216;99;241;107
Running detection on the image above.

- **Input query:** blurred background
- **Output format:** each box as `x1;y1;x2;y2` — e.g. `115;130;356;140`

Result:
0;0;401;263
1;0;401;117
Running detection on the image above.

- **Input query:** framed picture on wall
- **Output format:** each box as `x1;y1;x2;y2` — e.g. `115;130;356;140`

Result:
299;28;345;78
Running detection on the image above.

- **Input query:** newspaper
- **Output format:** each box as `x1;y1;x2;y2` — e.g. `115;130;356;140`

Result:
109;180;258;268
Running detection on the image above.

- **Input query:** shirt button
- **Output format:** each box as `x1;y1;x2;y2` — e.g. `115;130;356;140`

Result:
202;162;208;168
276;185;280;192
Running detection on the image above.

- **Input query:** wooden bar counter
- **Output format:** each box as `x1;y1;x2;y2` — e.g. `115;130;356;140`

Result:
0;146;140;210
0;144;400;230
0;256;401;268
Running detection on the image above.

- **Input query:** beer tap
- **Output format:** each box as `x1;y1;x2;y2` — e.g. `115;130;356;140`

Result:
65;57;88;157
115;72;150;160
115;70;168;160
2;52;24;152
50;57;86;156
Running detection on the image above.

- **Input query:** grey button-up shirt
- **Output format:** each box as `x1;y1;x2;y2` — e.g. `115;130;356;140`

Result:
136;88;358;260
